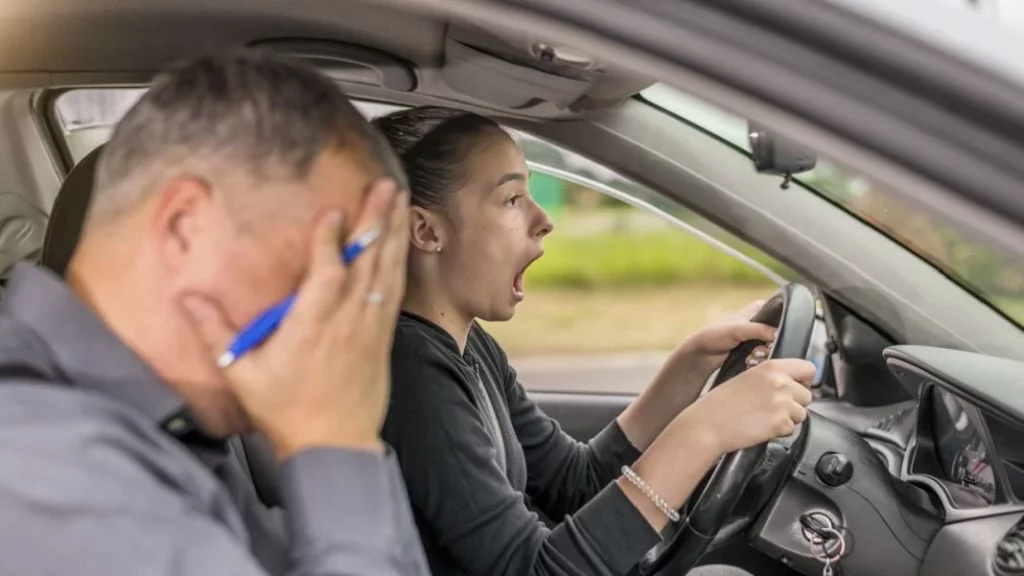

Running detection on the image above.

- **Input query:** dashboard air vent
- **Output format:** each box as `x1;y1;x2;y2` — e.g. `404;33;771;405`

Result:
994;521;1024;575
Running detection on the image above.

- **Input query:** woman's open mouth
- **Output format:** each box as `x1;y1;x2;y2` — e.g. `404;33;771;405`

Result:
512;251;544;302
512;270;526;301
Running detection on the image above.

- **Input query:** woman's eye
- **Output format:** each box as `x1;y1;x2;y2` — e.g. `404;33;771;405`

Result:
505;194;521;207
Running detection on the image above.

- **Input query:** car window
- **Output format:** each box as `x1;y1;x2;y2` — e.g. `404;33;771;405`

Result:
483;132;800;393
53;89;147;164
52;89;402;164
641;83;1024;327
49;88;798;395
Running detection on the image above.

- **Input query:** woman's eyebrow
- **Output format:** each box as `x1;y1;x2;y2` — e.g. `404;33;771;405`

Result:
495;172;526;187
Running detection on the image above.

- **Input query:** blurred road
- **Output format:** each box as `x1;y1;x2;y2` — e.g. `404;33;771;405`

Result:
512;352;669;395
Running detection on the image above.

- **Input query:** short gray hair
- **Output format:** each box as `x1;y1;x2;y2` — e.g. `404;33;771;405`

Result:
91;48;405;223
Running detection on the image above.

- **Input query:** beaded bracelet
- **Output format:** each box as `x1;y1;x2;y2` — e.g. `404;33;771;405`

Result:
621;465;681;523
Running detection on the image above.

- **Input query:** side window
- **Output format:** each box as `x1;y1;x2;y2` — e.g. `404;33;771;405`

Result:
52;89;147;165
48;89;801;395
483;134;800;394
51;89;401;165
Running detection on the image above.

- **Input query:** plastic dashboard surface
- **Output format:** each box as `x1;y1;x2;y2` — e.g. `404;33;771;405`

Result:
886;345;1024;509
924;386;997;505
884;345;1024;576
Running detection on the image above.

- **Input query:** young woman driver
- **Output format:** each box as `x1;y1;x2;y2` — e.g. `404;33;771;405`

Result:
376;107;815;576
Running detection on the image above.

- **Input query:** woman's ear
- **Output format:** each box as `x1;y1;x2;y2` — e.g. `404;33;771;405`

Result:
409;206;445;253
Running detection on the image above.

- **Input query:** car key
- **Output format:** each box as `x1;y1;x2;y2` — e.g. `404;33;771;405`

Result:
809;525;846;576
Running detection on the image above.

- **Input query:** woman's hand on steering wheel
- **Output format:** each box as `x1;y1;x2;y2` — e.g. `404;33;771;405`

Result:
667;299;778;382
621;358;816;532
630;284;819;576
617;299;780;451
683;358;816;453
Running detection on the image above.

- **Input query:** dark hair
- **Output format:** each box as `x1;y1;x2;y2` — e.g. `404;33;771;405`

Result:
92;48;405;220
371;106;506;211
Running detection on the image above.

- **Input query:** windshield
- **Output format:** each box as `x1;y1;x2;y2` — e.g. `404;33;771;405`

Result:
641;83;1024;326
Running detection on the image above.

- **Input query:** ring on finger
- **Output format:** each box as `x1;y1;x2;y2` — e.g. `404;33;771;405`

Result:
365;291;385;305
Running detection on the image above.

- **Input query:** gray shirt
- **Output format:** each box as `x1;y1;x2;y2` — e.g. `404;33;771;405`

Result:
0;263;430;576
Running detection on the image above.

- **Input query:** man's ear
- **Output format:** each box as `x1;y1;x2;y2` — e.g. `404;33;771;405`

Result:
149;175;218;268
408;206;445;253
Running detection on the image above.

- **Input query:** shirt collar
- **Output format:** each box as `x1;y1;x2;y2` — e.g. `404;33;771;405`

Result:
2;262;186;429
398;310;485;365
399;310;461;353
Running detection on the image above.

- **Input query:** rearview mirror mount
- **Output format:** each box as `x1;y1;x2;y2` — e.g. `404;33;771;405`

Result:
747;122;817;188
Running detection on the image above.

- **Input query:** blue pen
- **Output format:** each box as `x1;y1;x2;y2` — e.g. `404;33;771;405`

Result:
217;227;382;368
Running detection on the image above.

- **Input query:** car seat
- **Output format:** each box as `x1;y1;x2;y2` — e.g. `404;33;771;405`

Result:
39;143;283;507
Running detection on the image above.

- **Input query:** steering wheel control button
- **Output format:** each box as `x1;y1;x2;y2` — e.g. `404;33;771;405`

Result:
815;452;854;487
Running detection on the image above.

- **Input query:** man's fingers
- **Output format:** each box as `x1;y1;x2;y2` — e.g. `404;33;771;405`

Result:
372;191;410;313
339;180;397;307
289;209;347;323
180;295;249;374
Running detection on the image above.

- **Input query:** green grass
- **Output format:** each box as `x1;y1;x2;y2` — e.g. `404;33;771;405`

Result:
526;229;781;289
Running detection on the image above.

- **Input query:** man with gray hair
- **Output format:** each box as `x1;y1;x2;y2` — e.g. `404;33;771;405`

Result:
0;49;429;575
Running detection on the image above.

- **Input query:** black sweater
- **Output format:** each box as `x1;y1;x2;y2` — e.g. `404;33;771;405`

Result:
383;312;660;576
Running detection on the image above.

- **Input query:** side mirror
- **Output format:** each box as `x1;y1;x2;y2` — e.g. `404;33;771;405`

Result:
747;122;817;188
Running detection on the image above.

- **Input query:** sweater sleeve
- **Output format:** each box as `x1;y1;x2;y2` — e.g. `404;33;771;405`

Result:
476;327;643;520
383;327;660;576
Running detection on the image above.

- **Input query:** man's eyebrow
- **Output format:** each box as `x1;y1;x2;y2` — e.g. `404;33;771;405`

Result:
495;172;527;187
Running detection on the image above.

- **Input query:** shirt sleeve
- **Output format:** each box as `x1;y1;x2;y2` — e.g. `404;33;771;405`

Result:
0;386;430;576
384;329;660;576
281;447;432;576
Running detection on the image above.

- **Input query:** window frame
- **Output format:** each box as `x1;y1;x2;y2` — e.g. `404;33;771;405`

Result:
523;160;787;287
42;87;792;290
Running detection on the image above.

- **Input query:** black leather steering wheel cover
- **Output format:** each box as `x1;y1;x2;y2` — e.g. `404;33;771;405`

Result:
639;283;817;576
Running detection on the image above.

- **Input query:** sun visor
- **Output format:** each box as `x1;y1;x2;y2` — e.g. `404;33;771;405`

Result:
251;39;417;92
441;36;593;109
440;25;652;111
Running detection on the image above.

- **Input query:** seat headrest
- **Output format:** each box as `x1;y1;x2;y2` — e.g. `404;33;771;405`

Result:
41;144;104;277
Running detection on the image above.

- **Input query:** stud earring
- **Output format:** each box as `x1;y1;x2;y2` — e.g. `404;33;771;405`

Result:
435;246;442;253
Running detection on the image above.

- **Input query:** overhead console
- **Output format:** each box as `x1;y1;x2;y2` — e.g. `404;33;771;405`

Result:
439;25;653;113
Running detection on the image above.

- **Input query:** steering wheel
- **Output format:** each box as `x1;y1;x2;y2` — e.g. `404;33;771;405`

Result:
637;283;817;576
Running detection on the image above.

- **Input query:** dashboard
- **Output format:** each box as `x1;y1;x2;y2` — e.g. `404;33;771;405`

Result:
928;388;997;505
750;344;1024;576
881;346;1024;576
906;375;1024;511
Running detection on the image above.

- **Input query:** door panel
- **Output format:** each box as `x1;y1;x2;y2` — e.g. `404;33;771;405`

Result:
530;391;633;441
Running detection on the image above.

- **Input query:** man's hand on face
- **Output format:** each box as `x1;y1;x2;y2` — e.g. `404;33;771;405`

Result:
181;180;410;458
